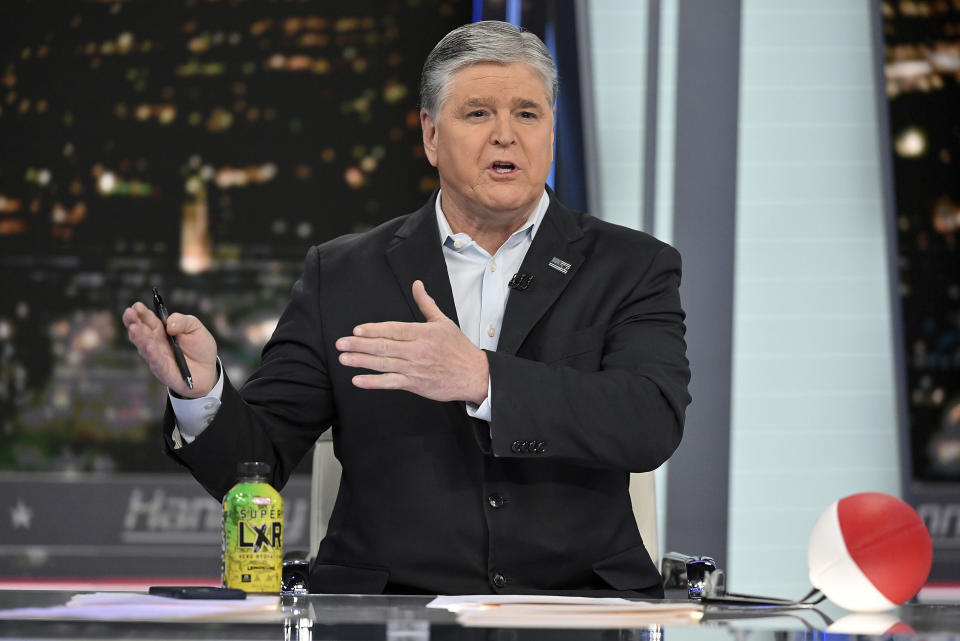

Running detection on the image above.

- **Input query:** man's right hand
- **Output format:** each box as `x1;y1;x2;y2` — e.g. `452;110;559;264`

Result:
122;301;219;398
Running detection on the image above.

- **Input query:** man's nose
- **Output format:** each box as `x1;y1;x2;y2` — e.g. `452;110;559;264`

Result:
491;114;516;145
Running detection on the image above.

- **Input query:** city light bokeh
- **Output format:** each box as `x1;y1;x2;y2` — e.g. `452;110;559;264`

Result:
883;0;960;480
0;0;469;473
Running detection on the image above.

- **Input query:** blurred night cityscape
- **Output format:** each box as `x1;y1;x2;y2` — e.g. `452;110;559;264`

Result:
883;0;960;481
0;0;469;474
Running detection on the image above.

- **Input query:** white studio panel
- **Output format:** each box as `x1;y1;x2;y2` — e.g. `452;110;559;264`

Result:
729;0;900;597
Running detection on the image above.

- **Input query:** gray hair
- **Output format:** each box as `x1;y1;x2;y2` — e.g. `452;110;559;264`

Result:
419;21;558;119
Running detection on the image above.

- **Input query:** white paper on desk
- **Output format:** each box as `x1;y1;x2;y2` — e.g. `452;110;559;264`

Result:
428;595;637;610
0;591;280;621
427;595;703;629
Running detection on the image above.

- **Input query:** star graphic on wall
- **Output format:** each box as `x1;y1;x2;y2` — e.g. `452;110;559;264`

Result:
10;499;33;529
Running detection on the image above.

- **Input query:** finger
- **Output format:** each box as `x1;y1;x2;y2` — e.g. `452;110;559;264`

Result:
352;321;416;340
335;335;409;358
412;280;446;322
126;318;159;349
339;351;407;374
122;305;153;332
351;372;407;390
166;312;202;337
127;322;143;346
121;307;139;329
131;301;162;330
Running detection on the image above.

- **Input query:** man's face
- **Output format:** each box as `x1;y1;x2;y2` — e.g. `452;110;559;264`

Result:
421;62;554;222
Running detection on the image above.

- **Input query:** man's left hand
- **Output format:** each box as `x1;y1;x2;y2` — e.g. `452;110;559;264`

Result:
335;280;489;404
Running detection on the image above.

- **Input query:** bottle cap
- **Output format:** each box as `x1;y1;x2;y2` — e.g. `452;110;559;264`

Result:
237;461;271;478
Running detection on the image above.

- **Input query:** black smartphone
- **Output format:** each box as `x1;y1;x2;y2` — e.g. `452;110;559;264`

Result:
148;586;246;600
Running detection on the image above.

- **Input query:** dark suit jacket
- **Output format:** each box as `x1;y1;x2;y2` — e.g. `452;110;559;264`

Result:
163;190;691;596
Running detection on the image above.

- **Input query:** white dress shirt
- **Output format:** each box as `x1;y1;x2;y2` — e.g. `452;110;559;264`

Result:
170;189;549;445
437;190;547;420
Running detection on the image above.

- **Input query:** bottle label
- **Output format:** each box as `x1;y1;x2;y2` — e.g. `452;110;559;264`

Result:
222;482;283;592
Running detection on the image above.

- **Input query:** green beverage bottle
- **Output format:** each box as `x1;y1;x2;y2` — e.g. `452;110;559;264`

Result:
222;461;283;592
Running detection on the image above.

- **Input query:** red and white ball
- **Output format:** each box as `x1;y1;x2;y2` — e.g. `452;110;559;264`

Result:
807;492;932;611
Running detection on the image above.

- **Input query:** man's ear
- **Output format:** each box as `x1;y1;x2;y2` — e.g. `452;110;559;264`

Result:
421;109;439;168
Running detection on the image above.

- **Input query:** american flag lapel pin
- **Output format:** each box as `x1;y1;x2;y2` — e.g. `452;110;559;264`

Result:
548;257;572;274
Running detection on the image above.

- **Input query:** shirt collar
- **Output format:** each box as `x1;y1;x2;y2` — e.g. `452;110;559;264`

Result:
435;189;549;250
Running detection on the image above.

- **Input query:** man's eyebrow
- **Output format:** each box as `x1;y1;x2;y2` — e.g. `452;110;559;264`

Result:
513;98;544;110
462;97;496;108
459;97;546;110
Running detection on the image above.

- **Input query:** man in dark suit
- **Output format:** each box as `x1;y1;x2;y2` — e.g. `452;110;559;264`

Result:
123;20;690;596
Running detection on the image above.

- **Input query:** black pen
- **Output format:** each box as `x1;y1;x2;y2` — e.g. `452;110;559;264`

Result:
152;287;194;390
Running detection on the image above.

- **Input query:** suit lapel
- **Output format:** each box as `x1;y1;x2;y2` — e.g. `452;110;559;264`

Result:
385;193;460;326
497;196;584;356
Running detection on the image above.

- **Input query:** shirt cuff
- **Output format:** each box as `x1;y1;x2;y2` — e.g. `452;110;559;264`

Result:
169;359;224;445
465;376;492;422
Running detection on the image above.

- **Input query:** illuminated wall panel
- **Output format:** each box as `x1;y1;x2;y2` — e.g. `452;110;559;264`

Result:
729;0;899;597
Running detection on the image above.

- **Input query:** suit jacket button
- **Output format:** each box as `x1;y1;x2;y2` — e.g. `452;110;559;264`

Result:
511;440;522;453
492;573;506;588
487;494;505;509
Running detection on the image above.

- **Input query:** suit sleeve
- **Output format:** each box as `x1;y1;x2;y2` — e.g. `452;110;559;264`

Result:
484;244;690;472
161;246;335;500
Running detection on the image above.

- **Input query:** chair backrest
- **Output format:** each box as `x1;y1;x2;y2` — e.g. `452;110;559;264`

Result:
309;433;660;568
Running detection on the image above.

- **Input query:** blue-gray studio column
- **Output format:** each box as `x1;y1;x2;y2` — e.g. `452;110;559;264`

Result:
665;0;742;571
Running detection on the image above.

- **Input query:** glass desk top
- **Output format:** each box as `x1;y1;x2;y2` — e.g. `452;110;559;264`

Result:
0;590;958;641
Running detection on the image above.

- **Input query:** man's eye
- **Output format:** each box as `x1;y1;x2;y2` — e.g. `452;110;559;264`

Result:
519;111;537;119
469;110;487;118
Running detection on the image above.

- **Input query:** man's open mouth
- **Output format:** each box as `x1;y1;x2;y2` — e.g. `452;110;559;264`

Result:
491;161;516;174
